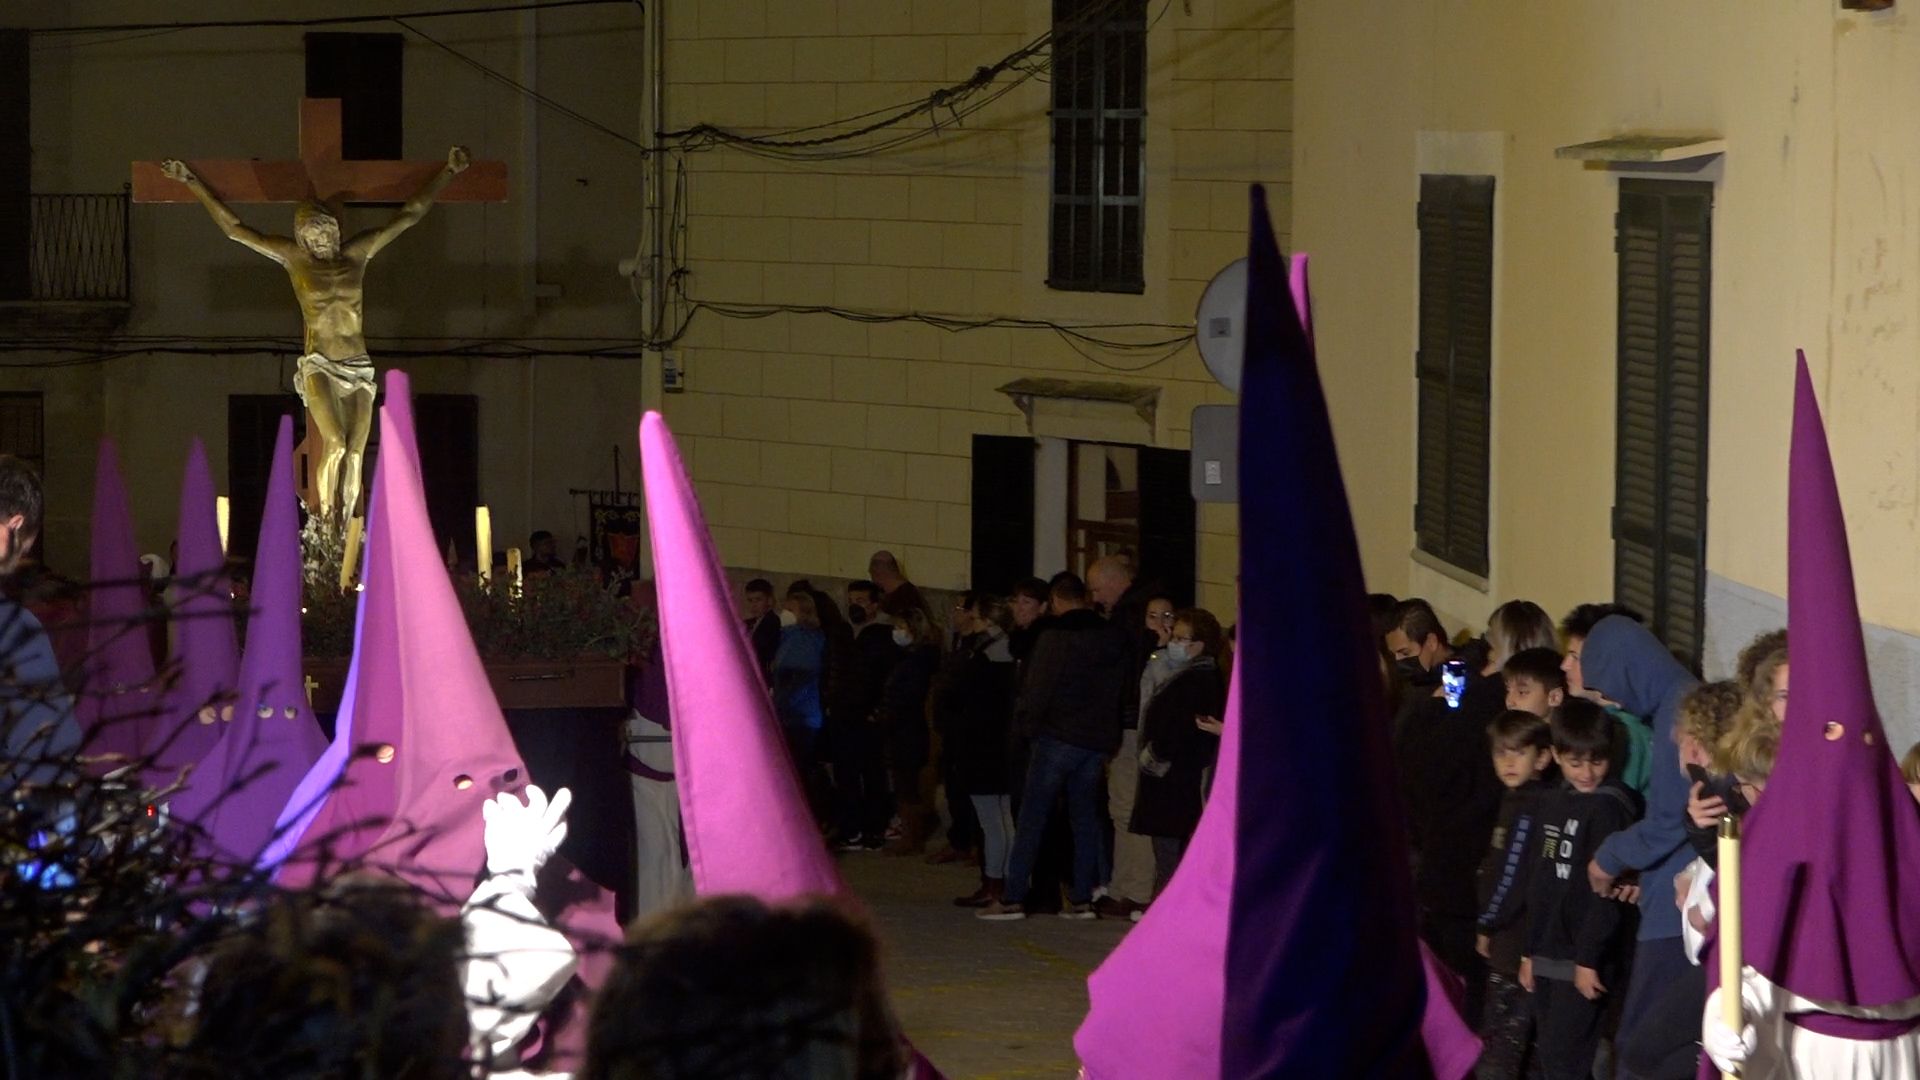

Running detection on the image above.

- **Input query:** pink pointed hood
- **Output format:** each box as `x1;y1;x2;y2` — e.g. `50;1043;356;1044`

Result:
151;438;241;777
172;418;328;864
640;412;943;1077
364;386;528;908
276;372;526;907
1733;352;1920;1005
638;411;839;897
76;439;160;775
1077;672;1242;1074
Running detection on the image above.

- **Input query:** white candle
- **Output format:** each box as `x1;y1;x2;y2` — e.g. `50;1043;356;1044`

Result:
1718;815;1742;1080
215;496;230;554
339;516;365;591
506;547;523;593
475;506;493;586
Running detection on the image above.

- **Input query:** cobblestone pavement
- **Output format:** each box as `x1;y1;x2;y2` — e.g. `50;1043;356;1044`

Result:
837;852;1132;1080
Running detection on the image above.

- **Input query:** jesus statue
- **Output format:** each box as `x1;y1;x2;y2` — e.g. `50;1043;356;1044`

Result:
161;146;470;524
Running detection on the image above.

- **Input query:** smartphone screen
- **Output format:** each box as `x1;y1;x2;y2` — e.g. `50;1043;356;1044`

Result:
1440;659;1467;709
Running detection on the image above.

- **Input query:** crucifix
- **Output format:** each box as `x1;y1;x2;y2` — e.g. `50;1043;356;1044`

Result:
133;97;507;524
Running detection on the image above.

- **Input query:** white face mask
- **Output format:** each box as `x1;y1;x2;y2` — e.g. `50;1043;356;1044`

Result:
778;608;798;628
892;626;913;648
1165;641;1193;664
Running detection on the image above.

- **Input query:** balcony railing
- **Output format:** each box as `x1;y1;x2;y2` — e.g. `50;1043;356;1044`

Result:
8;191;131;303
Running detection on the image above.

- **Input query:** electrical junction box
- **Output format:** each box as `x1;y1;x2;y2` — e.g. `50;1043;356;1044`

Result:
1190;404;1238;503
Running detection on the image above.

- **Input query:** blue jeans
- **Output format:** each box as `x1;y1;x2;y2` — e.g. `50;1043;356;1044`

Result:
1002;736;1106;906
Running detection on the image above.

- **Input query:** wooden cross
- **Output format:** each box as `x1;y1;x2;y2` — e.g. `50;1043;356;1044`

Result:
131;97;507;206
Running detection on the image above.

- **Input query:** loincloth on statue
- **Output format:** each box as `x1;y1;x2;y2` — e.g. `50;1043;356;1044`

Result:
293;352;377;408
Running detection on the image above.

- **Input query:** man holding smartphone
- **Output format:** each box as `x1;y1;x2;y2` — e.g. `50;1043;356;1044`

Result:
1387;599;1506;1028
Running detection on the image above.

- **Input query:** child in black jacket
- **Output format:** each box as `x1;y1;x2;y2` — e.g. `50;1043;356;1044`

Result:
1522;699;1642;1080
1474;709;1555;1079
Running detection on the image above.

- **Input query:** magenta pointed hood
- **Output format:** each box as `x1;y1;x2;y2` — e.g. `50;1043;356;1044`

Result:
639;411;840;897
151;439;241;777
172;418;328;864
76;439;160;775
1734;352;1920;1005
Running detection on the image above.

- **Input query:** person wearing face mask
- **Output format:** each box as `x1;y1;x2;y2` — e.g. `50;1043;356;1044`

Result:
1383;599;1454;735
1128;608;1228;902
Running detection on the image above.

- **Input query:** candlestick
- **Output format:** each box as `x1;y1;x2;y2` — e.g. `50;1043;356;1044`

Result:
215;496;230;554
475;506;493;586
1718;814;1742;1080
339;516;365;591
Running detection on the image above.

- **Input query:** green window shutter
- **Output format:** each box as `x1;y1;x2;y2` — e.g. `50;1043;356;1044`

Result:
1614;180;1711;670
1414;174;1494;577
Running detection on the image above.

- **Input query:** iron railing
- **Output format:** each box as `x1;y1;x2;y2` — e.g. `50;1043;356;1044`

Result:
28;191;131;302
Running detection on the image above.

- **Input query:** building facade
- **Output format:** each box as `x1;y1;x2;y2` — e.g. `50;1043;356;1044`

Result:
1294;1;1920;746
5;0;1297;619
653;0;1294;611
3;2;648;566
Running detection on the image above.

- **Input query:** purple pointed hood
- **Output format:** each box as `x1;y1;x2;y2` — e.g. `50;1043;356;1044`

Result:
1733;352;1920;1005
171;418;328;864
1076;189;1478;1078
151;439;241;777
76;439;160;775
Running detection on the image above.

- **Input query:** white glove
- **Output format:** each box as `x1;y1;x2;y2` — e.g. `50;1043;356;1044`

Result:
481;784;572;882
1702;975;1763;1074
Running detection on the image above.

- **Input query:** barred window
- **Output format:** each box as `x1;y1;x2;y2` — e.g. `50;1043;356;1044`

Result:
1048;0;1147;294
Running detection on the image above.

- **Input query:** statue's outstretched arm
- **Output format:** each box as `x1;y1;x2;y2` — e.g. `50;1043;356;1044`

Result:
160;160;295;264
346;146;470;261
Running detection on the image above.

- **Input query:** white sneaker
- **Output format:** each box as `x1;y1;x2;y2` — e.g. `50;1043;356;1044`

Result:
977;901;1027;921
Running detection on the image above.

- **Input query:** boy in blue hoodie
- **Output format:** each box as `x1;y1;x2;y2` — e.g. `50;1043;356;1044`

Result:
1563;613;1697;1079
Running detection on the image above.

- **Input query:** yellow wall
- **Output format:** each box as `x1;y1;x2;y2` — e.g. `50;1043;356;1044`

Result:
1292;2;1920;637
12;0;1293;609
9;2;648;565
657;0;1294;611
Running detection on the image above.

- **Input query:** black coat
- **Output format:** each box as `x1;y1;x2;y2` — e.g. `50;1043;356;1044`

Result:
1394;663;1507;919
747;612;782;679
880;644;939;771
934;631;1017;794
1015;608;1129;754
852;622;902;718
1130;663;1225;838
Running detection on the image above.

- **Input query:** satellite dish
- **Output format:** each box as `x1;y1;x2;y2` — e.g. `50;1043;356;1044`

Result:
1195;257;1249;393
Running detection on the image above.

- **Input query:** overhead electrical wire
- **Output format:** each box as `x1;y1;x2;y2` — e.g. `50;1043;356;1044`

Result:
20;0;1196;370
31;0;636;37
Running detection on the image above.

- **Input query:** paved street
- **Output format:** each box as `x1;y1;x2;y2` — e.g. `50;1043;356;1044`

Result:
837;853;1131;1080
